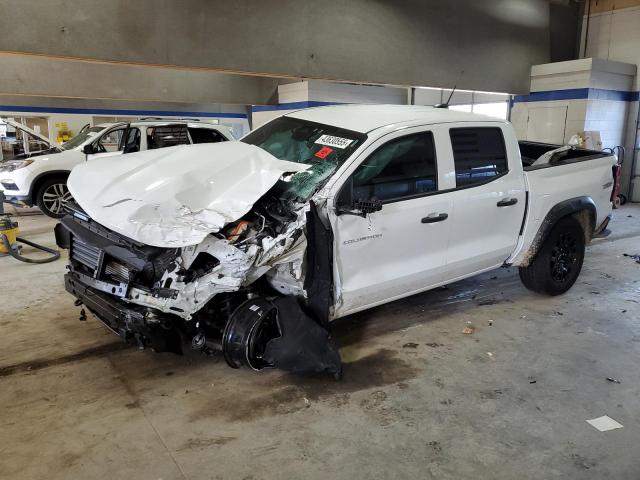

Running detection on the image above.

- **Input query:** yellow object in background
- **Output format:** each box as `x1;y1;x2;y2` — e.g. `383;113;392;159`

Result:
0;218;19;254
56;129;74;145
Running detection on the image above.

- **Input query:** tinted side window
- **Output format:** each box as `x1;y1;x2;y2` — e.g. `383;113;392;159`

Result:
450;127;507;187
188;127;227;144
352;132;437;202
147;125;189;149
97;128;125;153
122;128;141;153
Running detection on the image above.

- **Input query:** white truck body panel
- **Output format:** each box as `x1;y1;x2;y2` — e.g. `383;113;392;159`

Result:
329;124;454;314
508;155;616;265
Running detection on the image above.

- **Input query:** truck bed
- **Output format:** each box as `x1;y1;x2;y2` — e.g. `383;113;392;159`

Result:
508;143;617;266
519;141;608;170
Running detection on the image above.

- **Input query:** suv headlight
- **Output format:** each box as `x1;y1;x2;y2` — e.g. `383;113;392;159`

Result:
0;159;34;173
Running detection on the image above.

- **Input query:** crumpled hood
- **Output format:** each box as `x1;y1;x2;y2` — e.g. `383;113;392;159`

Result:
67;142;309;247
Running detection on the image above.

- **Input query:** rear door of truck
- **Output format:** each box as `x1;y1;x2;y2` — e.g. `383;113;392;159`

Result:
443;124;527;280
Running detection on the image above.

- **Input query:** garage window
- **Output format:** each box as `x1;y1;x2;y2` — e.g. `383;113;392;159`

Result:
352;132;437;202
450;127;507;187
147;125;190;149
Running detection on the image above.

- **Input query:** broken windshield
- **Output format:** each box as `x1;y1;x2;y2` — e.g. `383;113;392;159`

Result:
241;117;366;201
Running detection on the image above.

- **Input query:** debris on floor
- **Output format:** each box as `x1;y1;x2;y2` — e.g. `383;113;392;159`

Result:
623;253;640;264
402;342;419;349
528;376;537;384
478;298;498;306
488;319;493;326
586;415;624;432
462;322;474;335
606;377;621;384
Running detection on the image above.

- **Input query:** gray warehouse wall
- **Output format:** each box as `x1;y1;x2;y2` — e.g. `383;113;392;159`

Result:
0;54;280;106
0;0;555;93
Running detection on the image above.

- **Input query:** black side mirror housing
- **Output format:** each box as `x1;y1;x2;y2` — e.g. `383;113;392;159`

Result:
353;198;383;215
336;178;383;217
82;144;95;155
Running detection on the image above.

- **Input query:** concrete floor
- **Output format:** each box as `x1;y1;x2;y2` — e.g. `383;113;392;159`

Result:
1;204;639;480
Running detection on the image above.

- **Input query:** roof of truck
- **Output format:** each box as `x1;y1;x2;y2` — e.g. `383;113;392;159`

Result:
285;104;507;133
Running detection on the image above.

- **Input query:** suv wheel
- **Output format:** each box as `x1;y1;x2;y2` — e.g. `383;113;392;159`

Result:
36;177;73;218
519;216;586;296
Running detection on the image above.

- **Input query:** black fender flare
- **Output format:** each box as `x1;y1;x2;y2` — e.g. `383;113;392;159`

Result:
28;170;72;205
522;196;596;266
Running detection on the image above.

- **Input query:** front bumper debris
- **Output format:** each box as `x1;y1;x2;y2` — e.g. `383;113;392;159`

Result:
65;272;184;354
57;197;344;377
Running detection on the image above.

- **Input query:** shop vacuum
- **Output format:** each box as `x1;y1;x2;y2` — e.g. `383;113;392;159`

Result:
0;192;60;264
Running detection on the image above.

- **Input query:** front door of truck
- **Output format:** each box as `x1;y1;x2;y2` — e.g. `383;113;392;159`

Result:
443;125;526;280
330;127;454;318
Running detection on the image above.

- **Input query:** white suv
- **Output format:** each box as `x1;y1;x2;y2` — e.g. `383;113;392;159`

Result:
0;119;234;217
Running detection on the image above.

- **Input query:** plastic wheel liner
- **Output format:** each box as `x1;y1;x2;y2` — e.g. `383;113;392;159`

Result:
223;296;342;377
264;296;342;377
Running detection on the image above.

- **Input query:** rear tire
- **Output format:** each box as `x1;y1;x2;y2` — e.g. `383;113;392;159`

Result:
519;216;585;296
35;176;72;218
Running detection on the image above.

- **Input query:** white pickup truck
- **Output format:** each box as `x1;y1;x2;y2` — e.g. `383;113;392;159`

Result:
55;105;619;376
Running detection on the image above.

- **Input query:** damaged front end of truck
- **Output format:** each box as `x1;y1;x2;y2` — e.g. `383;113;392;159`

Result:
56;124;366;377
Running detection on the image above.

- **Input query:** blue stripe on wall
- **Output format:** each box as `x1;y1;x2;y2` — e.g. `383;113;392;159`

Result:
588;89;639;102
0;105;247;119
251;101;341;112
514;88;639;103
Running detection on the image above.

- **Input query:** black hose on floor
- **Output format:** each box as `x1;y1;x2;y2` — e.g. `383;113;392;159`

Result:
0;234;61;264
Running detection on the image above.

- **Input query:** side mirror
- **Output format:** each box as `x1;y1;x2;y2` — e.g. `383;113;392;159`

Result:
353;198;383;215
82;144;95;155
336;178;383;217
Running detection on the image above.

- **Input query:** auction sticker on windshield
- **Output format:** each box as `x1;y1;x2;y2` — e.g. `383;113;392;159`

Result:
314;135;353;149
314;146;334;159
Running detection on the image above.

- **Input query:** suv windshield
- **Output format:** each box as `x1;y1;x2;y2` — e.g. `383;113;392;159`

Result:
61;126;105;150
241;117;366;201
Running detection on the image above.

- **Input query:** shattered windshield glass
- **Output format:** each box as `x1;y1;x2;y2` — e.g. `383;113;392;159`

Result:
241;117;366;201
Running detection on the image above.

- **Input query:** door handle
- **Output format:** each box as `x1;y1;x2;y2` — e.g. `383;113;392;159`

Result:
497;198;518;207
421;213;448;223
